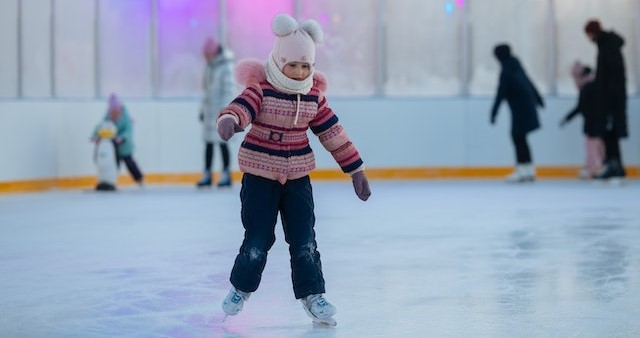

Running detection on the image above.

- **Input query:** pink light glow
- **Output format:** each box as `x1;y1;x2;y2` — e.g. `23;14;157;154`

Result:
455;0;465;7
226;0;293;61
318;13;330;26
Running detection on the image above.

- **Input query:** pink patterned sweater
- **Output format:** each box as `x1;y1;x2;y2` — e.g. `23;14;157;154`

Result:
217;59;364;184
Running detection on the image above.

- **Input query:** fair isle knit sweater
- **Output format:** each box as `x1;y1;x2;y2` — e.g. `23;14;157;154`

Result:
216;59;364;184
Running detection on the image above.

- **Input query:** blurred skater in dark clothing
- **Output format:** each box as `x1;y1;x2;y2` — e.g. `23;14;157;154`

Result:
490;44;544;183
584;19;628;182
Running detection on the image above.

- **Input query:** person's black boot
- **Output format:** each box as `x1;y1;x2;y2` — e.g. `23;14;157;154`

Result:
595;159;625;185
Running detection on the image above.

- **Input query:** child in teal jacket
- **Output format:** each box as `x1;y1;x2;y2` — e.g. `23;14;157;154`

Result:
93;94;144;186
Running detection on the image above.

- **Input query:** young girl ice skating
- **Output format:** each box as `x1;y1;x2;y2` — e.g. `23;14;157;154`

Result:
560;61;605;179
216;13;371;326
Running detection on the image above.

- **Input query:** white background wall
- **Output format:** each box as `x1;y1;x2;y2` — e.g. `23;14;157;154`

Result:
1;97;638;182
0;0;18;98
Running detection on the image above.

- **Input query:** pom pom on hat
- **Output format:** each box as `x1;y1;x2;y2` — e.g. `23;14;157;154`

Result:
272;14;298;37
272;14;323;44
300;19;323;44
270;13;323;71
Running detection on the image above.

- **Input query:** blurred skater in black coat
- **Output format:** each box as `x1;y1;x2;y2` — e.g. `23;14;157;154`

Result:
584;19;628;182
490;44;544;183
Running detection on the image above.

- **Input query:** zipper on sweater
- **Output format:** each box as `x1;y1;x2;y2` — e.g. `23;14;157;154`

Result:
294;94;300;125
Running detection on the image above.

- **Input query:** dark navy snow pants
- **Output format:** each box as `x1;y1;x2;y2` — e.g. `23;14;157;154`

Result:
230;173;326;299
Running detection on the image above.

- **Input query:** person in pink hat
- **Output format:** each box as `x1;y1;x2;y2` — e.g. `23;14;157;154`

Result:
216;13;371;326
559;61;605;179
92;94;144;187
196;38;237;188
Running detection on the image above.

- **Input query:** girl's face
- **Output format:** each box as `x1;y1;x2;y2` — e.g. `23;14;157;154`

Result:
283;62;311;81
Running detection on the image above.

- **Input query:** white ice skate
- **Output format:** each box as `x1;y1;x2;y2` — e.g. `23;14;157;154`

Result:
505;164;535;183
578;168;592;180
301;294;337;326
217;170;232;187
222;287;251;319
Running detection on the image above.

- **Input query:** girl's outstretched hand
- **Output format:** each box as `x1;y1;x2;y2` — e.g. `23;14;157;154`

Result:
351;171;371;201
218;118;244;141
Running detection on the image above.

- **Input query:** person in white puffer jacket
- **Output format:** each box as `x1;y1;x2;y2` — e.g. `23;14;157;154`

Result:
196;37;237;188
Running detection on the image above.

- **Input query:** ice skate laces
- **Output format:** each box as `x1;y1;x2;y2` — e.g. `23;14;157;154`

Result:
230;292;243;304
304;294;336;318
222;288;250;315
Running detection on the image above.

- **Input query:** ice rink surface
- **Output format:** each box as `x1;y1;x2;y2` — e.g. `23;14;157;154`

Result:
1;180;639;338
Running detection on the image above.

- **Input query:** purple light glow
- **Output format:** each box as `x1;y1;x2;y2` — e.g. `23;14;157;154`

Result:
156;0;218;96
318;13;330;26
226;0;292;61
455;0;465;7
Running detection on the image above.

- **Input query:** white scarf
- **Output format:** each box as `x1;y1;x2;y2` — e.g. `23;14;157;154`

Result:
265;53;313;95
265;54;314;125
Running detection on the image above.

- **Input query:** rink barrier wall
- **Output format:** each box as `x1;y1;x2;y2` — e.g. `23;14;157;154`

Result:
1;97;638;194
1;166;638;194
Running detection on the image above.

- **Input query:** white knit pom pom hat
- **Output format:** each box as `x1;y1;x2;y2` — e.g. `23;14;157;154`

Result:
270;13;323;71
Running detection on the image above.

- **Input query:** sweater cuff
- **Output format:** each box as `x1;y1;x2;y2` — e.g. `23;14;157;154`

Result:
348;165;365;177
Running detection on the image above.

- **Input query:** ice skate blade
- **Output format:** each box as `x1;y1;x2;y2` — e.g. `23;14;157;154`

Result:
206;313;228;327
592;177;626;186
312;317;337;326
303;307;337;326
505;178;535;184
608;178;625;186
